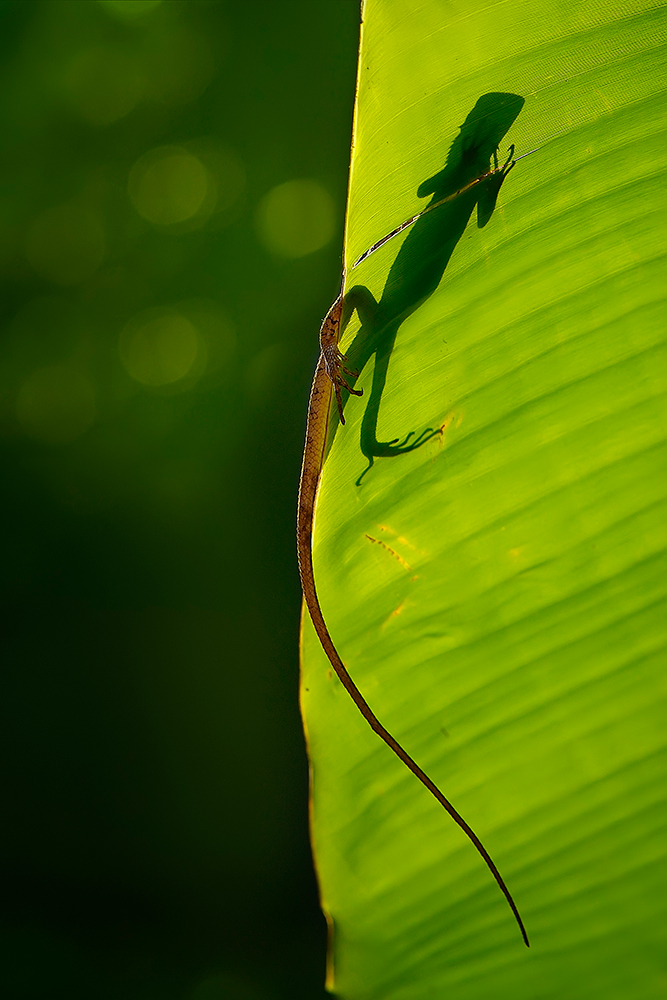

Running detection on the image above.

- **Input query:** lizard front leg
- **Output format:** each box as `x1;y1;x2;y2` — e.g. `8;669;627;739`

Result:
319;290;363;424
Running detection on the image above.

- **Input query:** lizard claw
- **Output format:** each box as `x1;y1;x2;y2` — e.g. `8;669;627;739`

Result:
323;346;363;424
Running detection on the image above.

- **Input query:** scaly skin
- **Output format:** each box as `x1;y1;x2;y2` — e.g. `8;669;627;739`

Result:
297;251;529;947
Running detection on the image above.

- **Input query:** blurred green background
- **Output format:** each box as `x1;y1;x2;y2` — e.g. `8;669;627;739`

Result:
0;2;360;997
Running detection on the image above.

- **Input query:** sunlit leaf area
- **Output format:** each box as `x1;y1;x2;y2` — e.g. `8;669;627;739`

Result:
1;2;360;998
301;0;667;998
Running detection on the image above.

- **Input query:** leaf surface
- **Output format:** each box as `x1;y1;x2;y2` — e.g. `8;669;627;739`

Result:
301;1;667;996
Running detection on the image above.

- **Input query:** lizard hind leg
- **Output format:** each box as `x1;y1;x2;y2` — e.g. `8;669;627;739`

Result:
323;346;363;424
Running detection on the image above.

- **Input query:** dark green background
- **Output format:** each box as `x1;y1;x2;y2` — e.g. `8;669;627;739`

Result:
1;2;360;997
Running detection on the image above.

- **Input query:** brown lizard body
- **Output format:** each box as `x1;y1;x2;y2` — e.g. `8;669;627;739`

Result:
297;148;529;947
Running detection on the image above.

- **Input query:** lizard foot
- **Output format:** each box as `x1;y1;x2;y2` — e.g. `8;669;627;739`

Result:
323;346;363;424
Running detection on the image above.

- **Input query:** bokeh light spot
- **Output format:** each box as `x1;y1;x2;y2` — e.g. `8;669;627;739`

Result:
191;143;245;216
129;148;210;225
17;366;96;444
255;179;335;258
62;48;143;125
120;312;200;386
25;205;105;285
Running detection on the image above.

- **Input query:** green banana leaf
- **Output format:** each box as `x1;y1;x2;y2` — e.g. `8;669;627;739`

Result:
300;0;667;996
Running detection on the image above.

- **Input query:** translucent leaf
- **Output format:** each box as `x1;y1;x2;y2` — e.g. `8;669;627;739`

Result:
301;1;667;997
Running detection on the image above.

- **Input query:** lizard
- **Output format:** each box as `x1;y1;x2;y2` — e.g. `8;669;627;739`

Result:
296;142;529;948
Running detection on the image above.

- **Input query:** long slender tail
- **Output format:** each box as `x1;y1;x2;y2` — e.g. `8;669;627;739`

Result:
297;363;529;947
